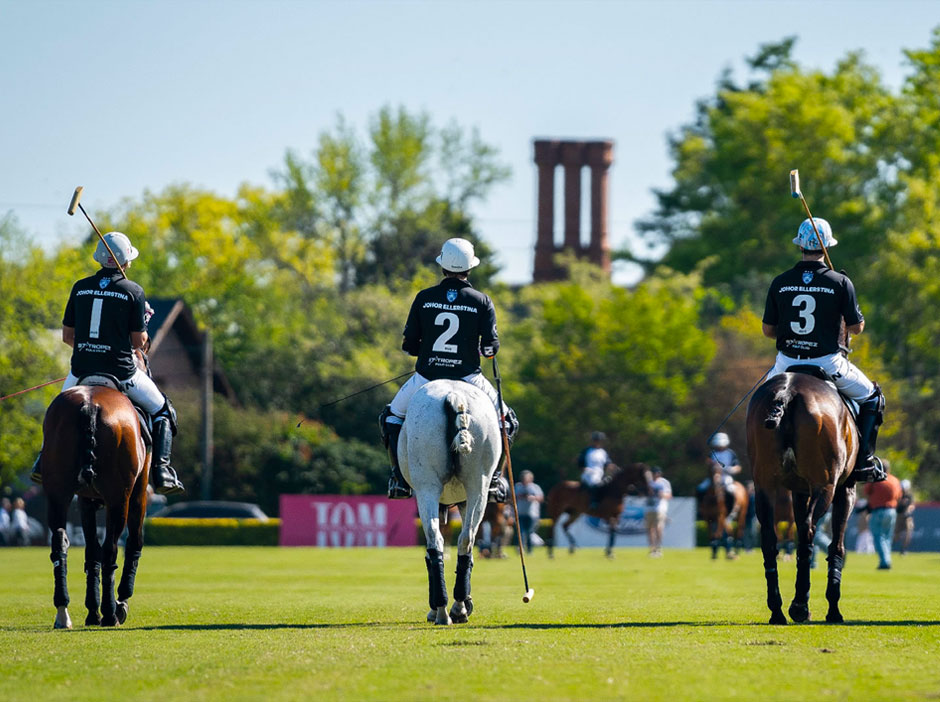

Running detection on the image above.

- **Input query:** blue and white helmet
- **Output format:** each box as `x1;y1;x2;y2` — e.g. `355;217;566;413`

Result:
793;218;837;250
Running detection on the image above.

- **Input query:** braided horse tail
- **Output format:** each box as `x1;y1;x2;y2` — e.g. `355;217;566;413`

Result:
764;374;796;430
77;398;100;487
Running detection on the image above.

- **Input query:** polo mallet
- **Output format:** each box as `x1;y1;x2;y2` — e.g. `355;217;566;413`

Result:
789;170;834;270
68;186;127;280
492;356;535;603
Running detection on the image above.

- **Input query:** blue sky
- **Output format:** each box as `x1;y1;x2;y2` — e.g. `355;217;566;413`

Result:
2;0;938;284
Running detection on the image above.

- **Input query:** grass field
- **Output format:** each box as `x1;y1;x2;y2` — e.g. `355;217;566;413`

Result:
1;545;938;701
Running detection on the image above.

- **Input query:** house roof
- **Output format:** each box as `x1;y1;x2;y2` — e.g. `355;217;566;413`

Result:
147;298;237;401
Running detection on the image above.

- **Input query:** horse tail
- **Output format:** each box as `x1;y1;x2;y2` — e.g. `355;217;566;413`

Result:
444;392;474;459
764;375;795;430
78;398;100;486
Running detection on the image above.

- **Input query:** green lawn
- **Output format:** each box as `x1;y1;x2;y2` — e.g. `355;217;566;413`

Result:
1;546;938;701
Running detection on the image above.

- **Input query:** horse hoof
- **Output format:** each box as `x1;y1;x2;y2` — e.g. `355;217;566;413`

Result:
451;610;468;624
100;615;120;627
768;611;787;625
788;603;810;623
85;612;101;627
116;601;128;625
464;597;473;617
54;608;72;630
427;610;436;623
826;611;844;624
53;618;72;630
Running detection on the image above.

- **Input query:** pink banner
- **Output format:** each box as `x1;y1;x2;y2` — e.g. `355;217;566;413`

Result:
279;495;417;547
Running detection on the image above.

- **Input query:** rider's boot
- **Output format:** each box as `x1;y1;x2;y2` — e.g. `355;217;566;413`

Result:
852;386;887;483
383;416;412;500
29;452;43;485
151;415;185;495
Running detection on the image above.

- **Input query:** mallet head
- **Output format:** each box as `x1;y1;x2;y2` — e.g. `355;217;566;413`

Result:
789;170;801;199
68;186;84;215
523;588;535;603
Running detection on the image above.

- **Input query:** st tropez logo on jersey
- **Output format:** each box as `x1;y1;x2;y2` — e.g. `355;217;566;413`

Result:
99;277;111;289
802;271;814;285
446;289;458;303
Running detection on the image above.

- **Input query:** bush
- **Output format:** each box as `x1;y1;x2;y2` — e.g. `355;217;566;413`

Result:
145;518;281;546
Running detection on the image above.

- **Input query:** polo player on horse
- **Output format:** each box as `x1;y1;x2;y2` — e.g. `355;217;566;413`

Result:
30;232;184;495
381;237;518;502
761;217;886;483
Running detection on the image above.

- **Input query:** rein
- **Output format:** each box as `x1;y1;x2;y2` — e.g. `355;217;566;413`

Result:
295;371;415;427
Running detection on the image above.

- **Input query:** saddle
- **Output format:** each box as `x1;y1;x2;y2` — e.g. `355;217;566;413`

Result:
76;374;152;450
785;365;859;420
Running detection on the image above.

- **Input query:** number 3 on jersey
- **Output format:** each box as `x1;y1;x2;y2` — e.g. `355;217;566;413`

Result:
790;294;816;335
432;312;460;353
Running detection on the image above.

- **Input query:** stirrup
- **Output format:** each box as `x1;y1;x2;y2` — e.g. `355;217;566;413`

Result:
30;469;43;486
388;475;413;500
487;479;507;504
852;457;887;484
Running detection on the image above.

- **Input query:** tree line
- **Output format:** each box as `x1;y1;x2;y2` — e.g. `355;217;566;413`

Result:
4;30;940;509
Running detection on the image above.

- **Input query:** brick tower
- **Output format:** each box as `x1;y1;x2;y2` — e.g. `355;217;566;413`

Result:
533;139;613;282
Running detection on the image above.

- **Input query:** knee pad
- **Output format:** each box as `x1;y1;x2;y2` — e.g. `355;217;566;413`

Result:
504;407;519;444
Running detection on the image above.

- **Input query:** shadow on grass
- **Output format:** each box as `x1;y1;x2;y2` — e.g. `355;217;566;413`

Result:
482;620;940;629
56;619;940;632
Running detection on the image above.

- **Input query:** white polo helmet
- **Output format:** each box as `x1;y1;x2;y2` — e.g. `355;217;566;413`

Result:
709;432;730;449
435;237;480;273
93;232;139;268
793;218;837;250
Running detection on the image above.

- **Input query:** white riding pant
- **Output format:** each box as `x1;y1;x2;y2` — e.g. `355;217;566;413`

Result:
63;367;165;414
769;351;874;401
387;372;507;425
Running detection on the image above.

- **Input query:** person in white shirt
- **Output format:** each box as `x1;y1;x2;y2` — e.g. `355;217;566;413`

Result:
645;466;672;557
578;431;613;509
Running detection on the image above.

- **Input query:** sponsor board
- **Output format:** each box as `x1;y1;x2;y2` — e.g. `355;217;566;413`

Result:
279;495;417;547
552;496;696;548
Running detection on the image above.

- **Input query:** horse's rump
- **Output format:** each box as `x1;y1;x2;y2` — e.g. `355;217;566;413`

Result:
748;372;856;492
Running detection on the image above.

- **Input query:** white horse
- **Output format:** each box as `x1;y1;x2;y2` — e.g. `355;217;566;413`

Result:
400;379;502;625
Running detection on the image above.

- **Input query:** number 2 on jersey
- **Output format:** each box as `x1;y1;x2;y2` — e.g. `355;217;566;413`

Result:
432;312;460;353
88;298;104;339
790;294;816;335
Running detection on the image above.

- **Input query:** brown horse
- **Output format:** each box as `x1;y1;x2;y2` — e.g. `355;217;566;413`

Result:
545;463;649;558
698;471;749;560
42;381;150;629
746;369;859;624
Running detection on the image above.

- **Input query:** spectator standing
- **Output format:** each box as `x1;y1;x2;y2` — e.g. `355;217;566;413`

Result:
0;497;11;545
645;466;672;557
865;463;903;570
10;497;30;546
895;479;916;555
514;470;544;553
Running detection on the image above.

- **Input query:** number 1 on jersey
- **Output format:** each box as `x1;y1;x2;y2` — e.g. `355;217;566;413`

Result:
89;298;104;339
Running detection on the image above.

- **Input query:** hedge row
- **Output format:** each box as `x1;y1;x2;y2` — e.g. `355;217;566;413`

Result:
144;518;281;546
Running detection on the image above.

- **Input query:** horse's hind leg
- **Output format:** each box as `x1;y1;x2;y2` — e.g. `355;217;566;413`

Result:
80;498;102;626
48;498;72;630
605;518;616;559
117;470;148;624
825;482;856;623
416;491;450;625
788;491;817;623
100;504;129;627
450;496;485;624
755;488;785;624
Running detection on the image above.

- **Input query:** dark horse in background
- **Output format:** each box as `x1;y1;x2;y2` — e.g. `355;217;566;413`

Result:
545;463;649;559
42;377;150;629
746;368;859;624
698;470;749;560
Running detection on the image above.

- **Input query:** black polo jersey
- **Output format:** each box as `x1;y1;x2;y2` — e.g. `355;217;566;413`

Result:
63;269;147;380
762;261;864;357
402;278;499;380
